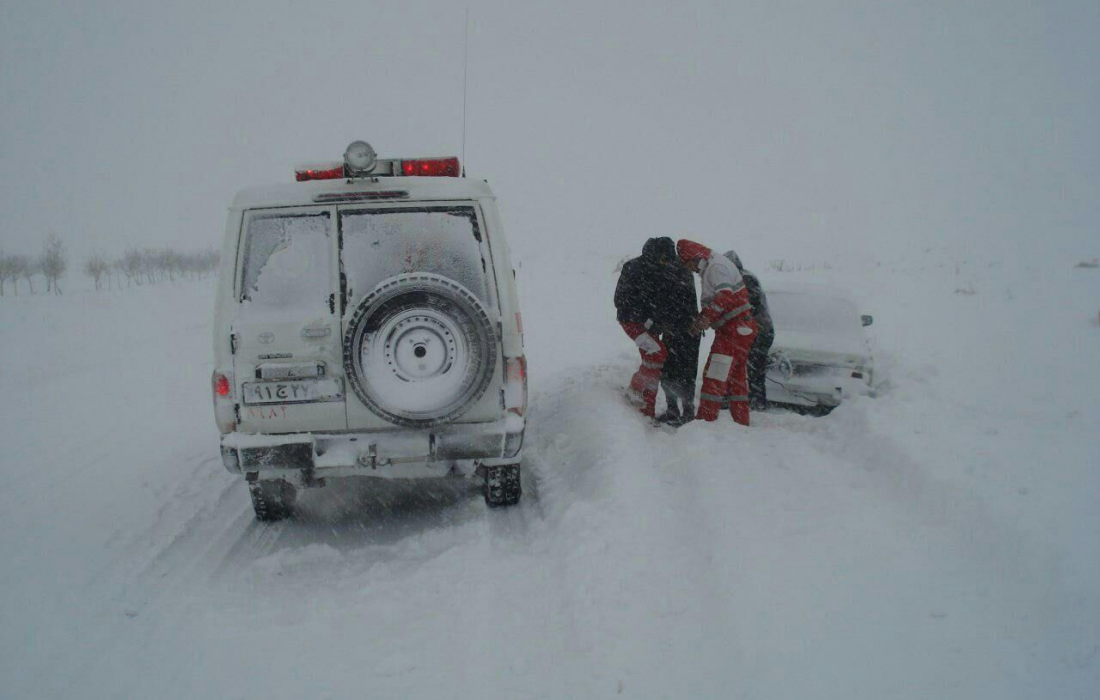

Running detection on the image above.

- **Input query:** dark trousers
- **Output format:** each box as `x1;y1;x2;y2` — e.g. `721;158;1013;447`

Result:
748;328;774;408
660;329;700;414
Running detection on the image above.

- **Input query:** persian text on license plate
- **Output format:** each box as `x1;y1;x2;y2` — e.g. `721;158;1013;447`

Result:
242;379;341;405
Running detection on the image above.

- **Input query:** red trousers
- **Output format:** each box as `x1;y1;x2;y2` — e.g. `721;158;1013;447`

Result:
621;322;668;418
697;319;756;425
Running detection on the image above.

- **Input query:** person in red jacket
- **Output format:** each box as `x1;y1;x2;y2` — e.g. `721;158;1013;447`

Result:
677;239;757;426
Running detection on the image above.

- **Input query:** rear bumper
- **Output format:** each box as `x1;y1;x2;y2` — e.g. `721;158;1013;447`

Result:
219;414;525;479
765;381;842;408
765;368;874;408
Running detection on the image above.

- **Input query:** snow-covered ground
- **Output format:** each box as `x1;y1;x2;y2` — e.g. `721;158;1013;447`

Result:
1;249;1098;699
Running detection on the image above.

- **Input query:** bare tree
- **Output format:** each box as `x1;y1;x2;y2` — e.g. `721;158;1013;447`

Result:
22;259;39;294
106;259;120;289
7;254;29;296
84;253;110;290
120;248;143;286
39;234;67;295
0;251;12;297
163;247;183;282
179;246;216;279
196;247;220;278
142;247;159;285
2;241;217;297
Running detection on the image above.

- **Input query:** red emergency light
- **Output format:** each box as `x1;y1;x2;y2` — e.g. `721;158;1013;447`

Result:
294;147;462;181
401;157;460;177
295;163;345;182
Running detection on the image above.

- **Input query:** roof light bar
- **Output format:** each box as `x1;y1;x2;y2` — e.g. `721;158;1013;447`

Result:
294;144;463;182
401;157;460;177
295;162;344;182
344;140;378;176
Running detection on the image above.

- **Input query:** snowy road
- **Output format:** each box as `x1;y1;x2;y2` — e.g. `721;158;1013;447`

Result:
1;253;1098;699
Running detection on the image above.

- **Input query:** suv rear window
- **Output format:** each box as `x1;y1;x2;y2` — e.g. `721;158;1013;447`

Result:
239;211;332;315
341;206;490;305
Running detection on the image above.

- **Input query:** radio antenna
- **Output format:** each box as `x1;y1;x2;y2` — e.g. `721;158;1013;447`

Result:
461;7;469;177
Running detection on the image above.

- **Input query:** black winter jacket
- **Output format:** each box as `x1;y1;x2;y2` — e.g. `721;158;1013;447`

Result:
614;238;696;332
741;270;773;338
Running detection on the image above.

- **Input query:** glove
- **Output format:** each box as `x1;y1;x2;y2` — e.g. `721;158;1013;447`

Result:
634;333;661;355
689;315;712;336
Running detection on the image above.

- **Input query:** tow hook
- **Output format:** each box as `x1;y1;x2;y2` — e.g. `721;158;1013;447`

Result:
358;444;379;470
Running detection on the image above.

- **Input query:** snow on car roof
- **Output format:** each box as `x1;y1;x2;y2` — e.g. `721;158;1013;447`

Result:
231;176;496;210
761;278;869;362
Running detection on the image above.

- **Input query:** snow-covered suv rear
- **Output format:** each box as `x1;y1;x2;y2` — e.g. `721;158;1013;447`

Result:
212;142;526;520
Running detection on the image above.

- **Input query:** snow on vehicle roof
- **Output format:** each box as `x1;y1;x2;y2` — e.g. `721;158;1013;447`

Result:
231;176;496;210
760;278;869;362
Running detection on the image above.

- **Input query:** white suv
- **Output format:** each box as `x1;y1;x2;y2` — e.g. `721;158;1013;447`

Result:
212;142;527;520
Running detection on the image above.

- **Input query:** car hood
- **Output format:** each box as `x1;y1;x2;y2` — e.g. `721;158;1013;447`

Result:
772;328;869;367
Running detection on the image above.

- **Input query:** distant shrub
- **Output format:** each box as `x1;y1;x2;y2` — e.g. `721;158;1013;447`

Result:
1;237;219;299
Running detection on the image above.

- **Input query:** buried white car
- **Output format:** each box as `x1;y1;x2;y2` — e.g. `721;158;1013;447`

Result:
762;281;875;414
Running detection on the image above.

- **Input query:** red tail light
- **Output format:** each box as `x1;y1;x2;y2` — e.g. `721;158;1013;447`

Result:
295;163;345;182
213;372;231;398
212;371;236;434
401;157;460;177
504;356;527;417
506;356;527;383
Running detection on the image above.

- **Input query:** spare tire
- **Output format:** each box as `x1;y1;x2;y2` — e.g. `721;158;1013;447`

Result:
343;273;498;427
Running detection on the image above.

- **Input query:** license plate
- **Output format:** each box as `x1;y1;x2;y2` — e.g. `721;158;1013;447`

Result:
242;378;342;405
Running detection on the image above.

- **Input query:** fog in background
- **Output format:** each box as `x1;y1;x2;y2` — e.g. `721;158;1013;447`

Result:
2;0;1097;269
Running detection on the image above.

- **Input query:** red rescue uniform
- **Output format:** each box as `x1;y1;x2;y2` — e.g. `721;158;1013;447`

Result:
620;321;668;417
677;240;757;425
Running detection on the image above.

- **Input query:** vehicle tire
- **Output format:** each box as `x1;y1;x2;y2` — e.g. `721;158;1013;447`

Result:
484;463;522;508
344;273;498;428
776;402;835;417
249;479;296;522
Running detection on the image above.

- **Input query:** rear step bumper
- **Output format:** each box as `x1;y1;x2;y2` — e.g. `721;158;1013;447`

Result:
219;414;525;480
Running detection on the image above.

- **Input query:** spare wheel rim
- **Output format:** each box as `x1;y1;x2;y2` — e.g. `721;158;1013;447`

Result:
378;310;463;383
359;307;473;418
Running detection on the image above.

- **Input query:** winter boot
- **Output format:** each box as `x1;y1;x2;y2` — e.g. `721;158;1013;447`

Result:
673;402;695;426
655;398;682;425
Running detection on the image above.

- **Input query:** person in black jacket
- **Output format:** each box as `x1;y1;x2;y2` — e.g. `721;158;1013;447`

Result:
614;237;699;423
725;251;774;410
654;243;700;424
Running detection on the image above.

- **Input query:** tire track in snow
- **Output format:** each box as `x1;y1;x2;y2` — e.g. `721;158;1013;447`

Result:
506;363;746;695
43;452;246;698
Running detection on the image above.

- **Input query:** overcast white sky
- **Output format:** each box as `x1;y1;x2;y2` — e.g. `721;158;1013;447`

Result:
1;0;1097;268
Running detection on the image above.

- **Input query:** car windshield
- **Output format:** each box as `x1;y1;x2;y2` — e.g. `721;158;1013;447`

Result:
767;291;859;335
340;206;490;305
239;212;332;316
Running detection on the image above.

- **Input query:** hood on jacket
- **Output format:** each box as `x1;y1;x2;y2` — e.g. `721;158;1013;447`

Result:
726;250;744;271
641;236;677;265
677;239;713;267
